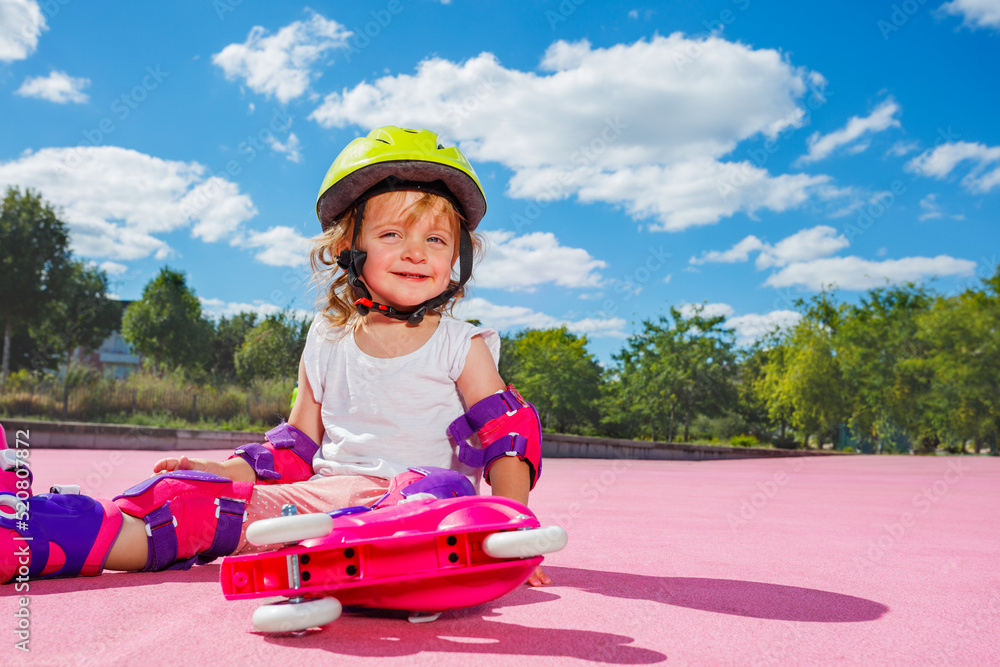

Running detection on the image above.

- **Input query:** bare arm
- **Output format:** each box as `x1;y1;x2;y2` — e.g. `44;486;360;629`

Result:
288;353;325;446
456;336;549;586
455;336;532;506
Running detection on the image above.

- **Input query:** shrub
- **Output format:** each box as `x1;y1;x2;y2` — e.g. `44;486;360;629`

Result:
729;434;759;448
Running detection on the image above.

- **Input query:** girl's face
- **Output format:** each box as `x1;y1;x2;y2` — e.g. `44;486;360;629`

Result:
355;191;459;313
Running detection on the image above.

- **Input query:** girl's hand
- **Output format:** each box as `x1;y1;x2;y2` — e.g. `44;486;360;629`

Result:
526;565;551;587
152;456;225;477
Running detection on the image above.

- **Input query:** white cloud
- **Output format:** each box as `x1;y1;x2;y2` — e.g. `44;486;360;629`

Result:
0;146;257;260
0;0;45;62
199;297;310;322
310;35;832;231
918;193;964;222
692;225;849;269
232;225;312;267
919;194;943;221
99;261;129;276
453;297;627;338
764;255;977;291
755;225;850;269
798;98;901;164
905;141;1000;193
474;231;606;292
265;131;302;162
886;140;920;157
16;70;90;103
940;0;1000;31
727;310;801;346
212;12;352;103
678;302;735;320
677;302;800;345
691;235;764;265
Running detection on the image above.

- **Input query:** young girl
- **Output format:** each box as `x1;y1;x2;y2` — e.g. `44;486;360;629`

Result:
1;126;548;587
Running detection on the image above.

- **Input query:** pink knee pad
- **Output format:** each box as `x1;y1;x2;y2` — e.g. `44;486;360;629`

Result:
113;471;253;571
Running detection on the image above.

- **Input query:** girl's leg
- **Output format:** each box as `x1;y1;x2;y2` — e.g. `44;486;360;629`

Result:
4;470;255;581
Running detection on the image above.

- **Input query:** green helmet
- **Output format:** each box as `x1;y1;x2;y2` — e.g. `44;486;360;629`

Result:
316;126;487;231
316;126;486;325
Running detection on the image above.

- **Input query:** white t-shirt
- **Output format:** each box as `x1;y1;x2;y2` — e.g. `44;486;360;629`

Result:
302;312;500;487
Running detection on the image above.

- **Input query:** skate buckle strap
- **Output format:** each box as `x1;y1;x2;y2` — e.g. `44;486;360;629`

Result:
448;388;524;443
194;496;247;566
143;504;179;571
233;442;280;480
457;433;529;469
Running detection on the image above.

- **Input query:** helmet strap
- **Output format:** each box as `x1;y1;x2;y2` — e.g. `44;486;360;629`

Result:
337;191;475;326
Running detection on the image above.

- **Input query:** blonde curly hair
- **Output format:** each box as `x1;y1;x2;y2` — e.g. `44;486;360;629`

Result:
310;190;483;328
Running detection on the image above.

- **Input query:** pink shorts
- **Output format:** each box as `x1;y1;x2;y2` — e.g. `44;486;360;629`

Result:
235;475;390;554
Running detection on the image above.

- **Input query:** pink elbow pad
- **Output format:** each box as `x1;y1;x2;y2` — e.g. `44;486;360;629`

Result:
448;385;542;490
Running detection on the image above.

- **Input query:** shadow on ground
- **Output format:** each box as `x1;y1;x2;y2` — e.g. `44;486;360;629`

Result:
544;566;889;622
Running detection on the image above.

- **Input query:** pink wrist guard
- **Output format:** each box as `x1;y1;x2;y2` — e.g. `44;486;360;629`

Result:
230;421;318;485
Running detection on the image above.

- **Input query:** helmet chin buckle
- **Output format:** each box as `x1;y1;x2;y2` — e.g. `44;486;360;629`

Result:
352;297;426;325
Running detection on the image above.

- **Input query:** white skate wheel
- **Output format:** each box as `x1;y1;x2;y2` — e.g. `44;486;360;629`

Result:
0;450;19;472
482;526;568;559
252;597;342;633
246;512;334;546
408;612;442;623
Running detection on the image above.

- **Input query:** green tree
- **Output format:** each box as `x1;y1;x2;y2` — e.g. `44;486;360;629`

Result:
606;306;737;442
208;312;259;379
32;260;121;366
782;318;849;448
234;312;310;382
500;327;602;433
754;337;796;444
737;336;785;440
0;187;71;386
836;284;933;451
909;270;1000;454
122;267;213;370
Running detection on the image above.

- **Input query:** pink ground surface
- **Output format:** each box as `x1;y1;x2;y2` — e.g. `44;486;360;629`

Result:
2;448;998;666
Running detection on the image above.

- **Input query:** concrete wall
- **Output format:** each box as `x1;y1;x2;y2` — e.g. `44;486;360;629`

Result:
2;419;840;460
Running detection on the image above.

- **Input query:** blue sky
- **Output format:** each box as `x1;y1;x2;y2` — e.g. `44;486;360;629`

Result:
1;0;998;364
